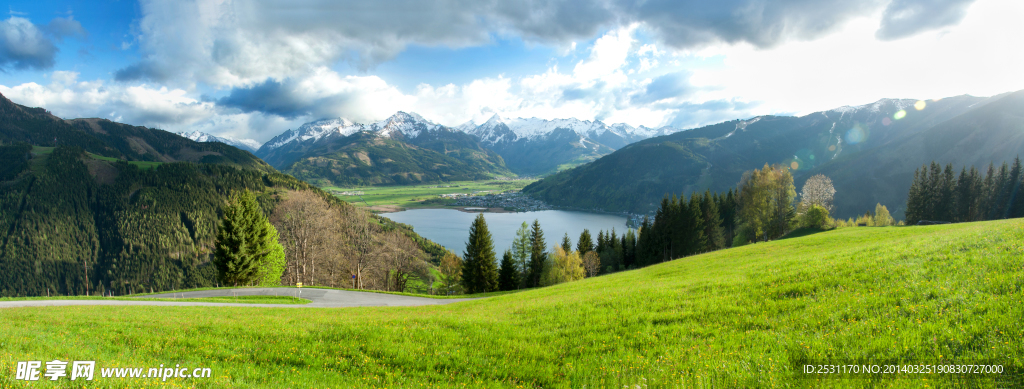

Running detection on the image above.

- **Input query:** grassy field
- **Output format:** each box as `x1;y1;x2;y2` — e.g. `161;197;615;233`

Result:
0;295;309;305
1;220;1022;387
323;179;536;210
30;146;162;171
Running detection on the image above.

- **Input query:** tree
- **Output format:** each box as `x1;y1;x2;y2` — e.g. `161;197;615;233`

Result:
582;251;600;277
874;203;893;226
800;204;831;229
438;252;462;295
272;190;340;286
577;229;593;256
461;214;498;294
526;219;547;288
800;174;836;213
498;250;519;291
213;190;286;286
511;221;531;284
737;164;796;241
541;246;585;286
561;233;572;254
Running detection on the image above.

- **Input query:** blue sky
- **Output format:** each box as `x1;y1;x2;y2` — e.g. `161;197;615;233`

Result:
2;0;1022;144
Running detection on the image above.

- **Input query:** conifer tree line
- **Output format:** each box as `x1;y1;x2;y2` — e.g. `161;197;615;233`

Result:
905;158;1024;224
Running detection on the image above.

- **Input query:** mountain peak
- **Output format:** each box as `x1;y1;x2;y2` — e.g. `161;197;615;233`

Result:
177;130;261;152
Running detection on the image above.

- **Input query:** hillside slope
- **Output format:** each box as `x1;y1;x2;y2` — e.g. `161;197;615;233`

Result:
2;220;1021;387
523;92;1014;217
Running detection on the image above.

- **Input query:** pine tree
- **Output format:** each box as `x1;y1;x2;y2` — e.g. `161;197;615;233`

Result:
510;221;531;285
1011;157;1024;218
213;190;286;286
526;219;546;288
461;213;498;294
699;190;724;252
561;233;572;254
576;229;593;255
937;163;955;222
905;166;925;225
497;250;519;291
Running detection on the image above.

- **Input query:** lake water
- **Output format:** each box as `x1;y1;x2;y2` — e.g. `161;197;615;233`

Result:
383;209;629;255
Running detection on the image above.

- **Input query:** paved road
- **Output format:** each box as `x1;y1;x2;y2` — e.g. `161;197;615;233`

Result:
0;288;476;308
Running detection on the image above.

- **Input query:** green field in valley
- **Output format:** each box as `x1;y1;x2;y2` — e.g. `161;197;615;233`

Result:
323;179;536;211
1;219;1022;387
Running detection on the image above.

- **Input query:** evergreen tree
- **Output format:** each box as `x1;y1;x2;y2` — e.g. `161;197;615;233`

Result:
721;189;738;245
596;230;606;253
510;221;531;284
561;233;572;254
980;163;996;220
526;219;547;288
461;213;498;294
576;229;593;256
905;166;926;225
937;163;955;222
636;216;654;266
497;250;519;291
213;190;286;286
994;162;1011;219
953;167;972;222
696;191;723;252
1011;157;1024;218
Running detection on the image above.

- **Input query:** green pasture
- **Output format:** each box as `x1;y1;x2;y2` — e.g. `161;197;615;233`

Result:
2;219;1022;387
323;179;536;209
29;146;162;171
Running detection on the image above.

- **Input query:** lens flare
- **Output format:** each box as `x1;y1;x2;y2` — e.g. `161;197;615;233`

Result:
882;117;892;126
894;110;907;120
790;161;799;170
828;145;836;151
845;126;866;145
914;100;926;111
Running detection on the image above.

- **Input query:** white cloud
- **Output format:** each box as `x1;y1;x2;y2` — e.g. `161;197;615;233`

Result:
690;0;1024;115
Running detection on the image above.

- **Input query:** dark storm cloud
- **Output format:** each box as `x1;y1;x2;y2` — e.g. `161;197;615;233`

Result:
0;16;85;71
876;0;977;40
217;80;311;119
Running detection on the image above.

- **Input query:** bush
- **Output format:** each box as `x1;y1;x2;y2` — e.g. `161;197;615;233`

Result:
800;204;831;229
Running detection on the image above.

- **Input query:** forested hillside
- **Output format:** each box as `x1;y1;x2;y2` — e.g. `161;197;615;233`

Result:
285;130;512;187
523;91;1022;218
0;93;268;170
0;93;449;297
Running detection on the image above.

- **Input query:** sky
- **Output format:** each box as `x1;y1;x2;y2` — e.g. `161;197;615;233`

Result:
1;0;1022;144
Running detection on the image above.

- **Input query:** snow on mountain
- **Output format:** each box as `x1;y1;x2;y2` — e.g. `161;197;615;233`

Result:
177;130;261;152
261;112;441;151
466;113;676;145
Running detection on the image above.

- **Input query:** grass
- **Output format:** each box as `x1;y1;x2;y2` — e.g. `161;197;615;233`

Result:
0;296;310;305
29;146;162;171
121;286;519;300
323;179;536;210
2;219;1023;387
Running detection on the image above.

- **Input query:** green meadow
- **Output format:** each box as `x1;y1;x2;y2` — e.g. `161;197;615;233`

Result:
30;146;162;172
1;220;1022;388
322;179;536;210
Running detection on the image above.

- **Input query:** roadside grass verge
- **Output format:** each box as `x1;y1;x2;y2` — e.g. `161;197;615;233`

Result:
0;296;310;305
124;285;519;299
1;220;1022;388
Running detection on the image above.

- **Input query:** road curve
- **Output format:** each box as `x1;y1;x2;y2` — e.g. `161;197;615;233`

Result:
0;288;476;308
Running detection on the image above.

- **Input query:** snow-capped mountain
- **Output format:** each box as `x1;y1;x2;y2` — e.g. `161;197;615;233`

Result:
177;130;262;153
260;112;442;153
260;112;683;177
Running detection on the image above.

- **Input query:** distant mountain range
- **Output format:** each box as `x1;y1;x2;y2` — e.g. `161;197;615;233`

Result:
223;112;683;186
177;130;261;153
522;90;1024;219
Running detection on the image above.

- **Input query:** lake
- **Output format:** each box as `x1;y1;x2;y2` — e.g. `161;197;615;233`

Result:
383;209;630;255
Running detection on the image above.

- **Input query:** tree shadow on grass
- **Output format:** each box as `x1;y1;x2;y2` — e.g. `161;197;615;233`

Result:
779;227;831;240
